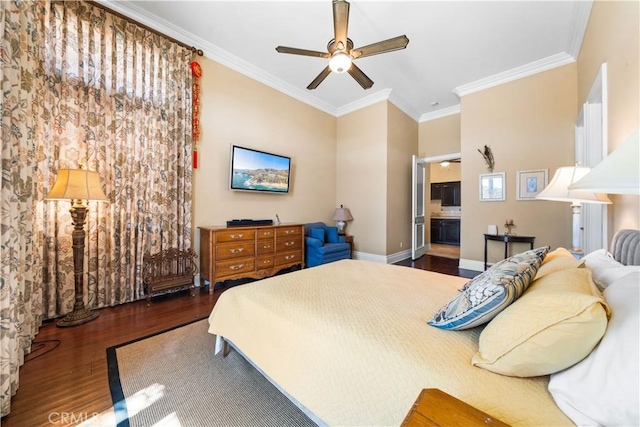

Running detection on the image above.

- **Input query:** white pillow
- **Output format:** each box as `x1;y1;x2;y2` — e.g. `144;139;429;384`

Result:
548;272;640;427
581;248;640;291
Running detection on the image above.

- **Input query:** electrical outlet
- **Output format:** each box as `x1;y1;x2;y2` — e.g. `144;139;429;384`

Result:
400;241;403;248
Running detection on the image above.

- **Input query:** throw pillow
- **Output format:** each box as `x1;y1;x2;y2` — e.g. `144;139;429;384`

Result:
548;272;639;426
471;268;609;377
325;227;339;244
428;247;548;330
310;228;325;244
534;247;581;280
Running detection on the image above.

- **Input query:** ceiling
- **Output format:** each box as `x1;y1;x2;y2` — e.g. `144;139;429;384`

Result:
104;1;592;122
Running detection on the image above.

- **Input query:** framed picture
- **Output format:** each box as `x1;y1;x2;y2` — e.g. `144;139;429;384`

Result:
516;169;548;200
479;172;506;201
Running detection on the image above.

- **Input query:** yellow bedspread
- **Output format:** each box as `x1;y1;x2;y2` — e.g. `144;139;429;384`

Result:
208;259;572;426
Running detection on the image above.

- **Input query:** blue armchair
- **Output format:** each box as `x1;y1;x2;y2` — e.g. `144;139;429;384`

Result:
304;222;351;268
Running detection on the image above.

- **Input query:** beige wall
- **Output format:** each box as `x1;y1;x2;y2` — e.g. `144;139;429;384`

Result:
418;114;461;158
194;58;337;259
386;102;419;254
460;64;578;265
337;102;388;256
578;0;640;235
430;162;461;182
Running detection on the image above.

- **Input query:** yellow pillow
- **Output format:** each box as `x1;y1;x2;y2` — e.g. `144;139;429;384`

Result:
471;268;609;377
535;247;581;280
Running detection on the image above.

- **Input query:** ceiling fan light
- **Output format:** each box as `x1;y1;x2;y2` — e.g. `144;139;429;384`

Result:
329;52;352;73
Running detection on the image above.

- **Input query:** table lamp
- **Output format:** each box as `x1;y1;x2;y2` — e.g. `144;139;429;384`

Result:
569;129;639;195
536;166;611;253
332;205;353;235
46;168;108;327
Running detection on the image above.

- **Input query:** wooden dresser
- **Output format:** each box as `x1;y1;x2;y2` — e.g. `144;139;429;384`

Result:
199;223;304;292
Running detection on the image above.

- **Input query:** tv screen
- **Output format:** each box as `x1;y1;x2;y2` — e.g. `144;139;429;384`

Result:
229;145;291;194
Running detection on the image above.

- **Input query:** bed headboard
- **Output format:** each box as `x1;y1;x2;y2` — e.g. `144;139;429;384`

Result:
610;229;640;266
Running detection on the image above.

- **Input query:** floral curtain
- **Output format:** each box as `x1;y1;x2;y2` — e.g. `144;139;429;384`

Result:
1;0;193;416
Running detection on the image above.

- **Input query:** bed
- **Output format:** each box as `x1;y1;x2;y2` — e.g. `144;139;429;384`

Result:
208;229;640;426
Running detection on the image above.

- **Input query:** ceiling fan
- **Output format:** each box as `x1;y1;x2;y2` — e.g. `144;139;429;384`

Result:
275;0;409;90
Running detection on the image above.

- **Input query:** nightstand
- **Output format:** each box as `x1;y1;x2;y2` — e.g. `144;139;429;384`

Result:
343;234;354;258
401;389;509;427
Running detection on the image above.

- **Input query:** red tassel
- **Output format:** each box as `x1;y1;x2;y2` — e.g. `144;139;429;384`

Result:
193;150;198;169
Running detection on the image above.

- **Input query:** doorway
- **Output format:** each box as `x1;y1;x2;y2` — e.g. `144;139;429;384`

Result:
412;152;462;260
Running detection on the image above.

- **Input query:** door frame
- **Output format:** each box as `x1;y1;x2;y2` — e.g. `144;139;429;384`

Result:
412;152;462;260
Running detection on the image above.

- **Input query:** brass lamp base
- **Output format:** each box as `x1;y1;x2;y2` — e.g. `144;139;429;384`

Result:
56;308;99;327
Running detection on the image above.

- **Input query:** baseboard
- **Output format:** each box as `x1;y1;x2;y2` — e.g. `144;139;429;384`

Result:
353;249;412;264
459;258;486;272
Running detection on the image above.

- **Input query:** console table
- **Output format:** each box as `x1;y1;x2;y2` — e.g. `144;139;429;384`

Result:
484;234;535;271
199;223;304;292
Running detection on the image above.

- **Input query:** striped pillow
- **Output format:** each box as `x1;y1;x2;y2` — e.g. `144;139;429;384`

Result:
428;247;549;330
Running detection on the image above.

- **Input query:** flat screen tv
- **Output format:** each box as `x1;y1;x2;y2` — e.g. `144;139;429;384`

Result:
229;145;291;194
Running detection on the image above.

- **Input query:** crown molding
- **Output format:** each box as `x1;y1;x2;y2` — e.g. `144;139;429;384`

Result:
452;52;575;98
566;0;593;59
388;91;421;122
336;89;392;117
419;104;461;123
95;0;338;117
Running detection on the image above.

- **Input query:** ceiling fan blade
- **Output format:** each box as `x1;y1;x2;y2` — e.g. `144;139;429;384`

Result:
307;66;332;90
333;0;350;51
351;35;409;59
276;46;330;58
347;63;373;90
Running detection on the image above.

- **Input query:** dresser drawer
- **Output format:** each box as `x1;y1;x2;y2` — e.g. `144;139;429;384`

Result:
257;239;275;255
276;236;302;252
257;256;274;270
276;226;301;238
216;242;255;261
216;229;255;243
275;251;301;266
257;228;275;239
215;258;255;278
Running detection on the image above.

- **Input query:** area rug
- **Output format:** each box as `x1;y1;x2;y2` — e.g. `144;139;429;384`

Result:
107;319;317;427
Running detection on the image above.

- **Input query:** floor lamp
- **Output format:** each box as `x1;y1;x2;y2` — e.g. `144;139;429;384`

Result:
47;169;108;327
536;166;611;253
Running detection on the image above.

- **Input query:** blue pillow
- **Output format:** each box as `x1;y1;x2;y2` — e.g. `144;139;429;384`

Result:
428;247;549;330
310;228;325;244
325;227;339;243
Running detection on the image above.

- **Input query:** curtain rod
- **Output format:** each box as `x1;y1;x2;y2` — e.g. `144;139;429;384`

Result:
87;1;204;56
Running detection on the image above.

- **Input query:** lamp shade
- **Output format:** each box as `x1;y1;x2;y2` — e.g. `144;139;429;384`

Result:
568;129;640;194
46;169;108;201
332;207;353;221
536;166;611;204
329;52;352;74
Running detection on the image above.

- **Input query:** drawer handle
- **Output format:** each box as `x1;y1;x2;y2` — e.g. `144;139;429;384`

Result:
285;241;294;247
262;259;271;264
230;234;243;239
263;245;271;249
285;255;295;260
229;264;244;270
229;248;244;254
264;232;272;236
285;230;294;235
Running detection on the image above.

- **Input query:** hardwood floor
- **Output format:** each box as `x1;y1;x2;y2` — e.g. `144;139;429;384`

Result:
1;256;478;427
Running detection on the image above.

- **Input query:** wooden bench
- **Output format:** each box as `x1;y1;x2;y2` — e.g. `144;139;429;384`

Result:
142;248;198;305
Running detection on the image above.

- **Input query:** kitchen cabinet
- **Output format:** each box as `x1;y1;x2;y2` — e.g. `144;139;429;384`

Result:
430;181;461;206
430;218;460;246
441;182;461;206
